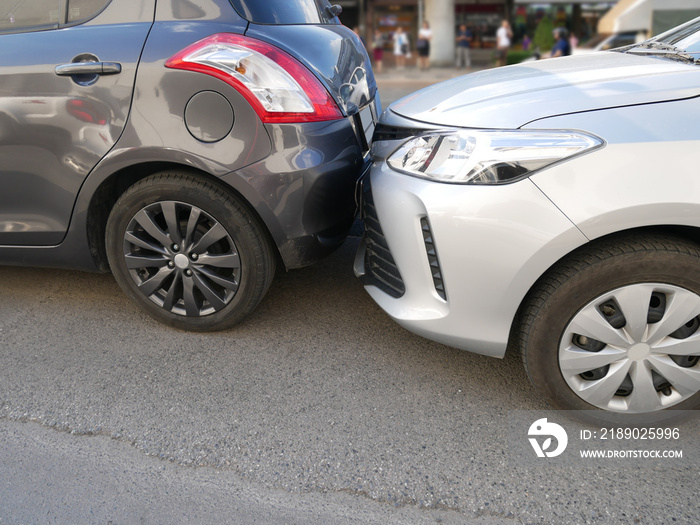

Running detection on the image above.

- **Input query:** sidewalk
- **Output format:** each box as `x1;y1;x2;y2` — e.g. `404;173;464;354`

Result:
372;48;494;83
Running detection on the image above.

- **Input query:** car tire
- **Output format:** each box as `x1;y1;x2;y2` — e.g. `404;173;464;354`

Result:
519;234;700;418
106;172;275;331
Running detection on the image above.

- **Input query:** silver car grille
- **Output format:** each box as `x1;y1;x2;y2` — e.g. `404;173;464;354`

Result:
361;185;406;298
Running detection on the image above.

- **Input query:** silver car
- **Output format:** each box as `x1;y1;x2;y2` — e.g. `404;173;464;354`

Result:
355;18;700;418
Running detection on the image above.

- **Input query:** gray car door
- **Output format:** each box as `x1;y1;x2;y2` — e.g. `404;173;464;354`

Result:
0;1;155;246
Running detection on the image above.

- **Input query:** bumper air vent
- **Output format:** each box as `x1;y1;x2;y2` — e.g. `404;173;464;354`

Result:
420;217;446;301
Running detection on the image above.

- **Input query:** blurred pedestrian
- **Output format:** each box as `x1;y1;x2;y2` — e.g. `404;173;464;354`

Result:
372;30;384;73
496;19;512;67
416;21;432;70
550;27;571;58
569;32;579;51
522;34;531;52
393;26;409;69
455;24;472;68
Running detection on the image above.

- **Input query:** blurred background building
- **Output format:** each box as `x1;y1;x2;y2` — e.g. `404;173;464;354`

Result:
338;0;700;66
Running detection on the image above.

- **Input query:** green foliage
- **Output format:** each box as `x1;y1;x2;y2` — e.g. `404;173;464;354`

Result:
506;50;534;65
533;16;555;52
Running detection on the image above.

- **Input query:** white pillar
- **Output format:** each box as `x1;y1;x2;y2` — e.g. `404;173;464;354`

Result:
425;0;455;66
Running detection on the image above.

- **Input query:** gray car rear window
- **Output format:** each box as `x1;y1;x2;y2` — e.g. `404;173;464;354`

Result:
67;0;110;23
0;0;109;31
229;0;337;25
0;0;60;30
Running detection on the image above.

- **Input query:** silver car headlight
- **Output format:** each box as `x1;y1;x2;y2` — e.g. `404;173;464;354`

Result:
387;130;604;184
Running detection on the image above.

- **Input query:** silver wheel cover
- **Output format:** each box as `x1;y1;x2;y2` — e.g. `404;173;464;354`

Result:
559;283;700;413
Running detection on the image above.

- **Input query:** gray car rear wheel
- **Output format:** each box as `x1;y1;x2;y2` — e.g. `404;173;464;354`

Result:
106;172;275;331
519;235;700;417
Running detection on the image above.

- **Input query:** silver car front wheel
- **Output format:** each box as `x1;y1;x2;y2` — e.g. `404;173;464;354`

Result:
520;235;700;417
559;283;700;413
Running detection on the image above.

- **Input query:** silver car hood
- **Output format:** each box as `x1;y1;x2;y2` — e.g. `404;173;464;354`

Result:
389;52;700;129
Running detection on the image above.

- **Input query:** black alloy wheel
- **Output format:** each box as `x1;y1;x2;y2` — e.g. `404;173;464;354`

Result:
106;172;275;331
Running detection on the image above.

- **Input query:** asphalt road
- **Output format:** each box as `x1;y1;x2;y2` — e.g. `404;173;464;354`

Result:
1;70;698;524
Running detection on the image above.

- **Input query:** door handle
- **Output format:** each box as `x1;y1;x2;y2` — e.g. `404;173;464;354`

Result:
55;62;121;76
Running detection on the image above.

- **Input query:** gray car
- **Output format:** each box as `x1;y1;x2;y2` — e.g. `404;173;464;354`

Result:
356;18;700;419
0;0;378;330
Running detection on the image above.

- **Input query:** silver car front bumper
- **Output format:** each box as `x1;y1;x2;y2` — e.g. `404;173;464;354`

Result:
354;162;589;357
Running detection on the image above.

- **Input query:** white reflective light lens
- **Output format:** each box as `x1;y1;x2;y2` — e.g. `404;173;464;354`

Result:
387;130;603;184
186;44;314;113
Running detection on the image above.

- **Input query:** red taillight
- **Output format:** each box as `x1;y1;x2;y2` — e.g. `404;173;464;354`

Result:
165;33;343;124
